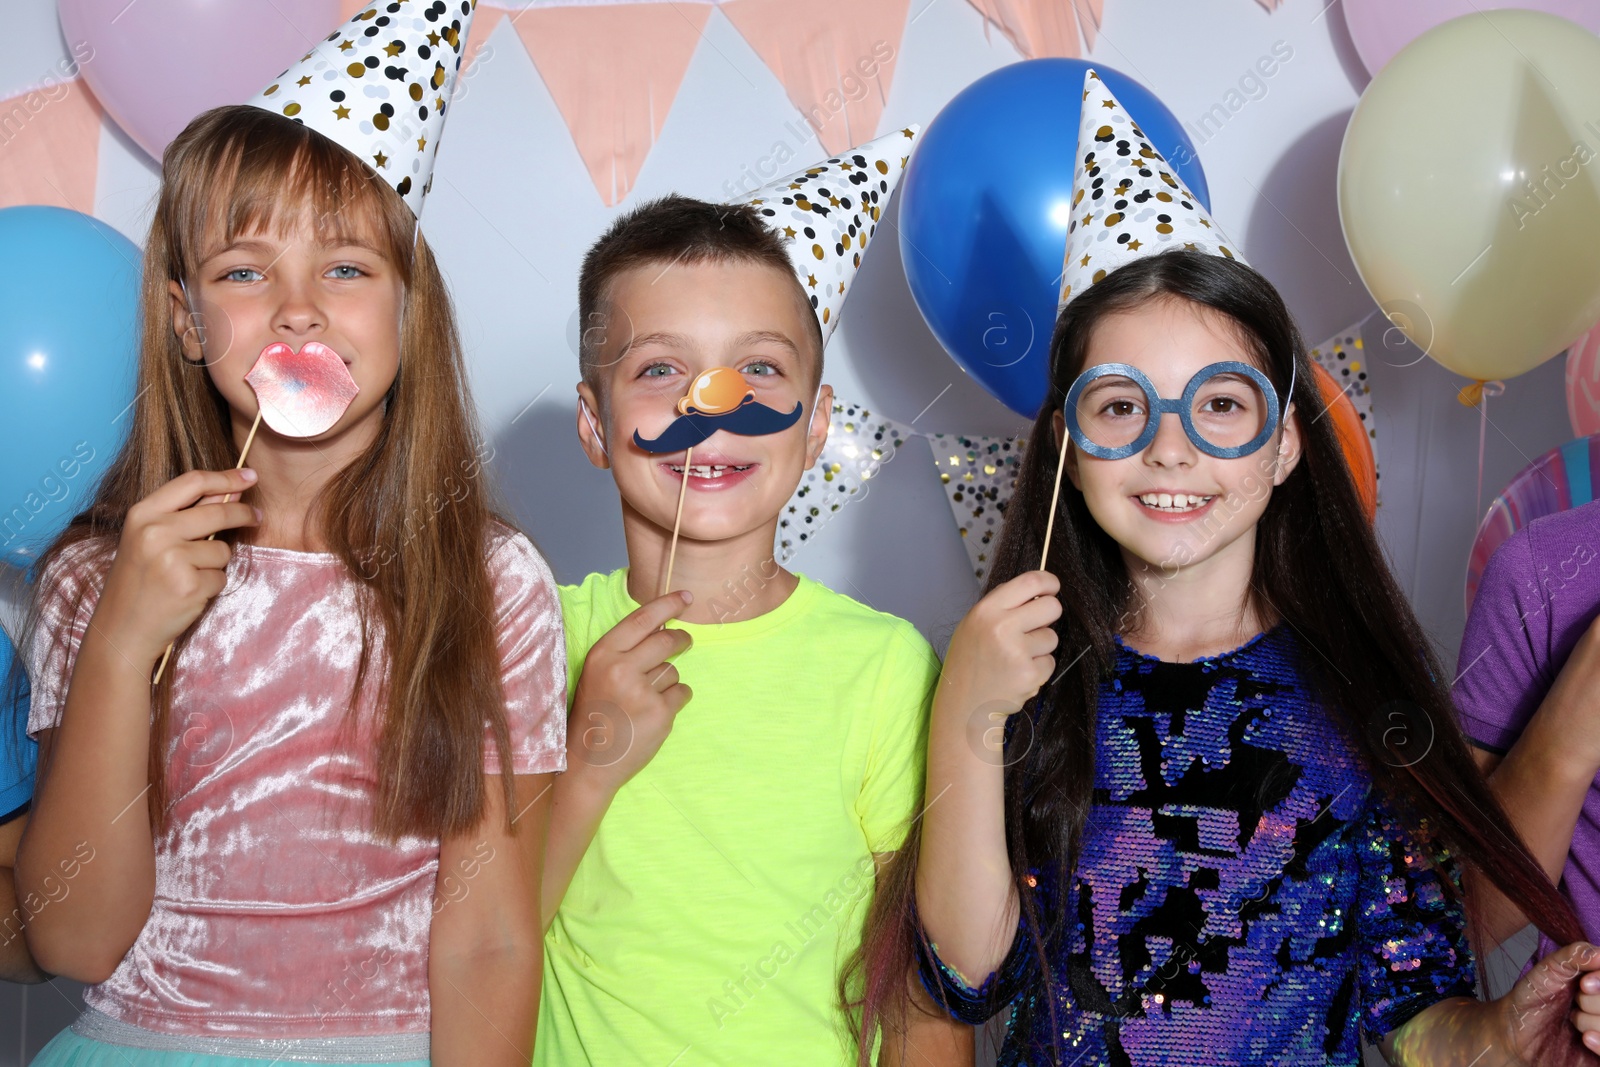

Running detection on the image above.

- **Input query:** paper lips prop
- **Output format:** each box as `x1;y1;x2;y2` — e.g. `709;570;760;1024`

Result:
243;341;361;437
632;367;803;454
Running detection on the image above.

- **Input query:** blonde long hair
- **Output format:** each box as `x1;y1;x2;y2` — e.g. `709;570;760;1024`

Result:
26;105;516;840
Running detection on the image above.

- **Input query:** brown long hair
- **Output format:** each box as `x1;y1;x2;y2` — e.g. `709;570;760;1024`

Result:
847;250;1585;1062
21;105;516;840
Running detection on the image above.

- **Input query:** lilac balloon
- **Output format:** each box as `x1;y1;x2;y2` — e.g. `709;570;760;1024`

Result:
58;0;340;161
1343;0;1600;76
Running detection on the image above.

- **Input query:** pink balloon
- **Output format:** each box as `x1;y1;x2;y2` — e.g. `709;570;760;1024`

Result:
58;0;341;161
1567;323;1600;437
1342;0;1600;76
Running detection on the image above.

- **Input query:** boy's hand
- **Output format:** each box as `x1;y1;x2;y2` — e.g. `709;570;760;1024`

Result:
569;591;694;792
96;468;261;667
939;571;1061;722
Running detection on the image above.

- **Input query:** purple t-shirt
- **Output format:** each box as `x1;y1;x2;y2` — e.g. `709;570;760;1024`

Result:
1454;499;1600;942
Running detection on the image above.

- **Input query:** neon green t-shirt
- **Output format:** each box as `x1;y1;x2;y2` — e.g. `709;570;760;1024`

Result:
536;568;937;1066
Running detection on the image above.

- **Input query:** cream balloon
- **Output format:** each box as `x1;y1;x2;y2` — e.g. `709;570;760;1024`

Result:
1338;10;1600;382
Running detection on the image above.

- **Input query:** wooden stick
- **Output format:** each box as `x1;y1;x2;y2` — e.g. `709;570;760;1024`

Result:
1038;426;1072;571
659;444;692;598
151;409;264;685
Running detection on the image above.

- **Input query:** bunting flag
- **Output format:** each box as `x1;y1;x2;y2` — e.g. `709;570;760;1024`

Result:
930;434;1026;583
965;0;1101;59
510;2;712;205
777;397;909;563
719;0;910;156
1308;321;1379;485
0;78;104;212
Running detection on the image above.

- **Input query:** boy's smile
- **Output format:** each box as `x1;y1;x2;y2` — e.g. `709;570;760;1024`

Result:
577;258;831;551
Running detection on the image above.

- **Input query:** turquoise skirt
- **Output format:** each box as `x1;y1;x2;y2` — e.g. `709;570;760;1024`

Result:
33;1014;431;1067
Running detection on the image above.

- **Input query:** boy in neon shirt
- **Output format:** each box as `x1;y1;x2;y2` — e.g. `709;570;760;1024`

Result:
536;132;970;1065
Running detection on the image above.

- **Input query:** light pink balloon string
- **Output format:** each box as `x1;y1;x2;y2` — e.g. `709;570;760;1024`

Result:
1475;380;1506;523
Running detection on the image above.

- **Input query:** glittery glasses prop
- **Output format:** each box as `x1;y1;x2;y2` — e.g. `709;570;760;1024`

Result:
1064;362;1289;462
152;341;361;684
644;367;809;596
1038;361;1293;571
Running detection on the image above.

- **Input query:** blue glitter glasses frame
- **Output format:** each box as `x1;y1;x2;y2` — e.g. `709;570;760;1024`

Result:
1063;361;1295;461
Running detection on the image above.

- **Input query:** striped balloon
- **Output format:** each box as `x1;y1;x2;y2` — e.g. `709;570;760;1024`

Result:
1466;434;1600;612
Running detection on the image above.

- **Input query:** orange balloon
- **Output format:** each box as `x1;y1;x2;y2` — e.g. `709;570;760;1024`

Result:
1310;363;1377;520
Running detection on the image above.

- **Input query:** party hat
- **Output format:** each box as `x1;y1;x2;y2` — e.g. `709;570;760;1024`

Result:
732;126;919;344
1059;71;1245;306
246;0;479;216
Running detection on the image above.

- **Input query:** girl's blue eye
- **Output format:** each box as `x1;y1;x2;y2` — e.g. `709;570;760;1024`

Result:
223;268;262;283
327;265;364;280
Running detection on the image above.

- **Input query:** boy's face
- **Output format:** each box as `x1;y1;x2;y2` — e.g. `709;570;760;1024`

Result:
576;258;831;548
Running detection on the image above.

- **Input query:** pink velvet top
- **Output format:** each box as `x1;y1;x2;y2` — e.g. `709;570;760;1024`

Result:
26;528;566;1040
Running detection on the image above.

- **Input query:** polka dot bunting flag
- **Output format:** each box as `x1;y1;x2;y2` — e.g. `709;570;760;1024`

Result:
1059;70;1245;308
732;126;919;344
1309;321;1380;490
246;0;479;217
930;434;1026;583
776;398;909;564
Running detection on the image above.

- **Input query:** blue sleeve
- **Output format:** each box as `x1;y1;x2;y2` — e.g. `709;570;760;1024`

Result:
1356;793;1477;1041
0;635;34;822
912;873;1048;1025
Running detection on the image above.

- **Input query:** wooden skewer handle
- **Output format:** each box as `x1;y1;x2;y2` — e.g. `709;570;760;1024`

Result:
150;411;263;685
659;444;692;599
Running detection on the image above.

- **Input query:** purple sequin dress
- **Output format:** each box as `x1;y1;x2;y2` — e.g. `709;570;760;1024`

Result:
916;627;1476;1066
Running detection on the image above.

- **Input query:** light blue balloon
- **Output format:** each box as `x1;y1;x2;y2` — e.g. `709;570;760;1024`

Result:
0;207;140;567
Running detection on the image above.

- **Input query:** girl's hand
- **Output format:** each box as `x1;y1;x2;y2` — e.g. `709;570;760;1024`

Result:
95;468;261;667
568;591;693;793
940;570;1062;721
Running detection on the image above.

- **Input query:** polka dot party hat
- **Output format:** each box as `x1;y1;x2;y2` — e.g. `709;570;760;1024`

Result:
732;126;920;344
1059;70;1245;307
245;0;479;217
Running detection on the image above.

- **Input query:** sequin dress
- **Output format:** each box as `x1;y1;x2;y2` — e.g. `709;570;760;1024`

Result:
916;627;1476;1066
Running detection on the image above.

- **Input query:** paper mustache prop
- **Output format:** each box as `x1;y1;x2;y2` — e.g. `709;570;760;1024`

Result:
153;340;362;684
244;341;362;438
632;366;803;454
644;367;809;596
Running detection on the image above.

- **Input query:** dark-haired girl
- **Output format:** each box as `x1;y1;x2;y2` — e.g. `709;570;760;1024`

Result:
850;250;1600;1067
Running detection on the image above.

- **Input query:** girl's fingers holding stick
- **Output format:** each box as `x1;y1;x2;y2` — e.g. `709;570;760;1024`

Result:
168;500;261;543
133;467;258;518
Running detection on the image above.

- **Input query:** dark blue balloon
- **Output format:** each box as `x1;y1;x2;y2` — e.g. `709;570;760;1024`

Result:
0;207;140;567
899;60;1209;418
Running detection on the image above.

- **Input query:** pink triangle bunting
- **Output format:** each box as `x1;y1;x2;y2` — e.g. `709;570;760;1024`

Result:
511;4;710;206
719;0;910;156
965;0;1102;58
0;78;104;212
